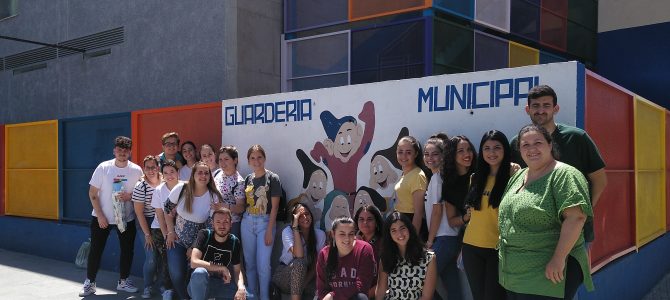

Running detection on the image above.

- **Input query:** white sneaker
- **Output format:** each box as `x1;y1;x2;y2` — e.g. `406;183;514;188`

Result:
142;287;152;299
79;279;96;297
117;278;139;293
162;289;174;300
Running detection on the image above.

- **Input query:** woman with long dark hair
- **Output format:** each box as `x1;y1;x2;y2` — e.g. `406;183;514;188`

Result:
354;205;384;298
316;217;376;300
273;203;326;299
393;136;428;235
179;141;198;181
376;212;436;300
164;161;224;299
462;130;518;300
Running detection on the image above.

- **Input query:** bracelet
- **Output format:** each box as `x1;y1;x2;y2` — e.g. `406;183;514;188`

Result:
167;231;175;235
461;215;469;224
292;226;300;231
144;233;151;237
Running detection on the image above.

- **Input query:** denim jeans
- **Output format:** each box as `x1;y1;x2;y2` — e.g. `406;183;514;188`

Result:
188;267;237;300
432;235;463;300
241;213;275;300
139;217;158;290
167;242;191;299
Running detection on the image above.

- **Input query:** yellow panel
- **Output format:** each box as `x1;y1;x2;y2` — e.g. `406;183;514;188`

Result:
5;169;59;220
509;41;539;68
634;96;667;247
635;171;666;247
6;120;59;169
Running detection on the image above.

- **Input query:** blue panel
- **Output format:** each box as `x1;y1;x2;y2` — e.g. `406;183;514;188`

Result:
59;113;131;222
576;63;585;129
539;51;564;64
60;113;131;169
577;232;670;300
351;19;427;84
475;31;508;71
0;216;145;277
433;0;474;20
285;0;348;33
597;21;670;109
62;170;95;222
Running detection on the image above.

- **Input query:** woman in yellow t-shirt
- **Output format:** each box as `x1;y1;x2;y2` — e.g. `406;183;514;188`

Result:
393;136;428;235
462;130;518;300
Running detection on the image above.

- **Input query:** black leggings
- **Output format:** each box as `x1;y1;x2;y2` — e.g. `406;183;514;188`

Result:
87;217;136;281
462;243;506;300
506;256;583;300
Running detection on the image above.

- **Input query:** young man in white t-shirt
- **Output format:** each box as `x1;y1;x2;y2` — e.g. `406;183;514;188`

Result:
80;136;144;297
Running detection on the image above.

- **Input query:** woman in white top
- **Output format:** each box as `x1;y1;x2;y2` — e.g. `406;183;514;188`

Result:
164;161;223;300
272;203;326;299
131;155;162;298
150;159;180;300
179;141;198;181
200;143;221;178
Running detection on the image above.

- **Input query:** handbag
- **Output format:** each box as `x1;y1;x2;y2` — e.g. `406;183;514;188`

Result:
75;238;91;269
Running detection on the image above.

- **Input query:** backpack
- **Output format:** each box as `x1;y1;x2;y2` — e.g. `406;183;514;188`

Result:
245;171;288;222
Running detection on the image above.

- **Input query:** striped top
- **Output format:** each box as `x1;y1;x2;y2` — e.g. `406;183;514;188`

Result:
131;180;156;217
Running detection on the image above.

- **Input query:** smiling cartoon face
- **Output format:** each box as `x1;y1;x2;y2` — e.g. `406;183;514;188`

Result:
305;170;328;202
333;121;363;163
369;155;400;190
329;195;351;220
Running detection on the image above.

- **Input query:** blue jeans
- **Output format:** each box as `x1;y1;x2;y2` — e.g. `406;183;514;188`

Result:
167;242;191;299
188;267;237;300
139;217;158;290
433;235;463;300
241;213;275;300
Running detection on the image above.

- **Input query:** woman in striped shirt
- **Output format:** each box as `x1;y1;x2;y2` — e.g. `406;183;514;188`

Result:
132;155;163;298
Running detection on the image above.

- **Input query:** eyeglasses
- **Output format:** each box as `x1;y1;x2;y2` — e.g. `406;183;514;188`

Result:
145;166;158;171
163;142;178;147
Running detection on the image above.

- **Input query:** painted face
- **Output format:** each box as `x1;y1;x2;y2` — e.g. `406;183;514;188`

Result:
181;143;196;163
218;152;238;173
333;121;363;163
423;143;443;173
212;213;231;237
455;140;474;170
295;206;313;229
113;146;131;162
519;130;553;168
143;160;159;180
353;190;373;216
200;146;216;167
247;151;266;172
193;165;211;187
390;220;410;247
482;139;504;168
369;155;399;189
329;195;350;220
396;140;417;170
162;165;179;184
333;223;356;253
163;137;179;156
357;210;377;238
305;170;327;202
526;95;559;127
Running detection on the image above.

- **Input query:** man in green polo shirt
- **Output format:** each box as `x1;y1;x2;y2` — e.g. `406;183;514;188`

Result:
511;85;608;243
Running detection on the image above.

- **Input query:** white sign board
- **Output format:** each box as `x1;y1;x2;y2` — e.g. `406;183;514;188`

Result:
222;61;579;229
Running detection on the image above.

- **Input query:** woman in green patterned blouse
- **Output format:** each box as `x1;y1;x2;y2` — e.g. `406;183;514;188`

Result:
498;124;594;299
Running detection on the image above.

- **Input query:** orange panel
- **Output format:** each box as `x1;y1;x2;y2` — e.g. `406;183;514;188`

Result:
1;124;4;216
131;102;222;164
349;0;430;21
585;74;635;170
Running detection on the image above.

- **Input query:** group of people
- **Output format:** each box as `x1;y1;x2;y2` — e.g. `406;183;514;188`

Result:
79;84;607;300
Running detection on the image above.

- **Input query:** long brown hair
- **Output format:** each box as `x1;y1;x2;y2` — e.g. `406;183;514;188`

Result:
182;161;223;213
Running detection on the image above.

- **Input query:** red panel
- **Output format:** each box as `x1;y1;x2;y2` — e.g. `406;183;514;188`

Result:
585;74;635;170
590;172;636;271
667;110;670;231
1;124;4;216
540;9;567;51
541;0;567;17
131;102;222;164
585;73;637;271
